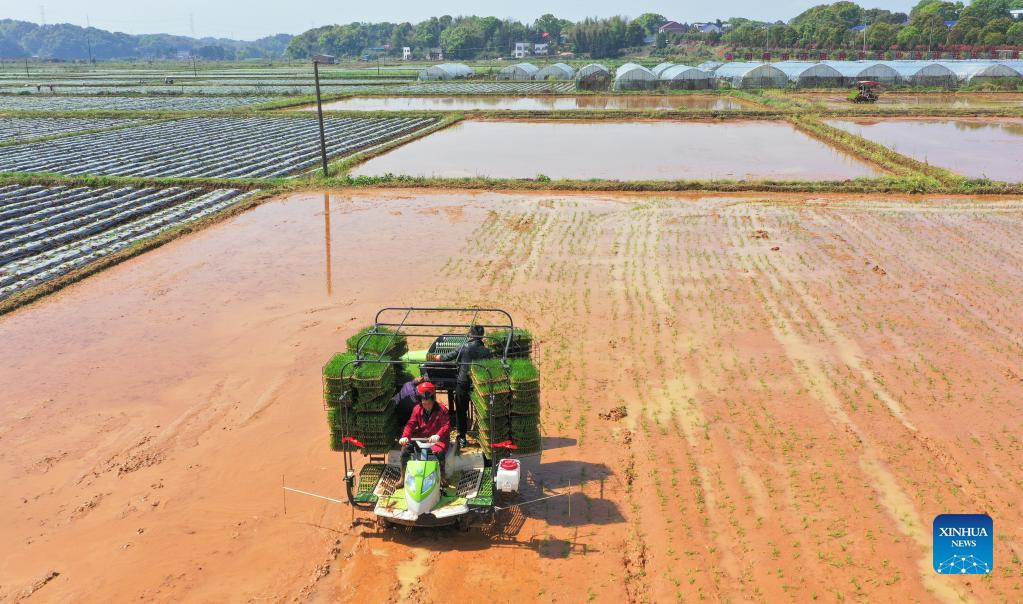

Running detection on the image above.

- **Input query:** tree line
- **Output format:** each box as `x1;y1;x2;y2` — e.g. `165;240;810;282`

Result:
719;0;1023;51
0;19;292;61
4;1;1023;63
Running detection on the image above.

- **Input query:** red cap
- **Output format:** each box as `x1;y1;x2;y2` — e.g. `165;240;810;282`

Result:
416;381;436;396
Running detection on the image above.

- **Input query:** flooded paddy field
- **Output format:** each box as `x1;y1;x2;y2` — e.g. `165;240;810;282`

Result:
311;94;746;112
829;118;1023;181
803;92;1023;109
2;189;1021;602
351;120;881;180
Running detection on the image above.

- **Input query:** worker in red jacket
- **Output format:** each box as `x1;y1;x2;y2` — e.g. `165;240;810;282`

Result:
398;382;450;477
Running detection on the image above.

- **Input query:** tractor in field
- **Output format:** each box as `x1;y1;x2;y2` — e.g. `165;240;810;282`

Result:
322;308;540;530
850;80;882;103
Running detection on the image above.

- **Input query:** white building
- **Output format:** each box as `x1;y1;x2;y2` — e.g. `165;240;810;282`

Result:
534;43;549;56
692;23;722;34
402;47;412;60
514;42;531;59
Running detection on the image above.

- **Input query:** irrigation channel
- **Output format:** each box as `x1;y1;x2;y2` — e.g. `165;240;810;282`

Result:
2;190;1022;602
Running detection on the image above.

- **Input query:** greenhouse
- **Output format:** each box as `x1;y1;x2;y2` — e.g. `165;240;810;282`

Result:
697;61;724;72
652;62;676;77
1003;61;1023;76
939;61;1022;85
534;63;576;80
575;63;612;91
823;61;900;86
417;63;474;81
880;61;957;88
612;63;658;91
713;62;788;88
658;64;716;90
497;63;539;81
772;61;844;87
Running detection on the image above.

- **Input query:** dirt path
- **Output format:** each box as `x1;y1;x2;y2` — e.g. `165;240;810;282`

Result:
1;190;1021;602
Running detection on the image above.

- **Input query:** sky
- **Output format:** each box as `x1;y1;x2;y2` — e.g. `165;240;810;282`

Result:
6;0;921;40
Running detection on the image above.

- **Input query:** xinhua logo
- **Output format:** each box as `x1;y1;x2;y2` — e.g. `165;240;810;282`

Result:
933;514;993;574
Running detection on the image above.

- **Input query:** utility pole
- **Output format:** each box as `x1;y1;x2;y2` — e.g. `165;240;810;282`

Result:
39;5;46;25
85;15;94;65
189;13;195;38
863;26;867;54
25;57;30;77
312;56;332;178
192;55;197;78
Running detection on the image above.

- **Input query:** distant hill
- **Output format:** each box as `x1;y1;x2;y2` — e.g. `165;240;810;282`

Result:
0;20;292;60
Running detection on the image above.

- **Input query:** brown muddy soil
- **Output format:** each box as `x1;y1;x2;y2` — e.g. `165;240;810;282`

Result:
2;190;1023;603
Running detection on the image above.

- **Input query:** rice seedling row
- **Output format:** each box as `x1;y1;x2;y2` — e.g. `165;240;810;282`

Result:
0;115;438;179
0;117;144;143
0;95;276;111
0;185;256;300
403;81;575;94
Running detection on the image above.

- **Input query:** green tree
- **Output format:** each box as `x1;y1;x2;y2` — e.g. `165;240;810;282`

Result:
910;0;963;21
633;13;667;35
534;14;564;42
867;22;899;49
390;22;412;53
960;0;1011;22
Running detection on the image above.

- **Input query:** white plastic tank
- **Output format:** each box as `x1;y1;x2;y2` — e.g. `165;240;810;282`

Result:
495;458;521;493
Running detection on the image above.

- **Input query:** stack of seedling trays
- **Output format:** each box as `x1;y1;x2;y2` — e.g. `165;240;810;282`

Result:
470;358;512;451
322;326;408;454
486;328;533;359
508;359;542;454
323;352;357;451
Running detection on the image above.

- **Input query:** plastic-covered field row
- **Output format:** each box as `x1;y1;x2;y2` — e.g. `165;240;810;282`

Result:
0;96;276;111
0;117;144;143
0;86;407;97
0;79;410;87
0;115;438;179
404;82;576;94
0;185;257;301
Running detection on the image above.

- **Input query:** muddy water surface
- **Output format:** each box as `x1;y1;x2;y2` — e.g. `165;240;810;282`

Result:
3;190;1023;602
829;118;1023;181
810;92;1023;109
312;95;745;111
351;120;881;180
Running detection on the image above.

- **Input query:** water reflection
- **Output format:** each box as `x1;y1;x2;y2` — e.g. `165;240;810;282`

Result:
828;119;1023;181
323;192;333;296
352;120;879;181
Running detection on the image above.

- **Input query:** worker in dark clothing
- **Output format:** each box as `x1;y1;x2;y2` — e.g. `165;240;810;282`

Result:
427;325;492;447
392;375;425;427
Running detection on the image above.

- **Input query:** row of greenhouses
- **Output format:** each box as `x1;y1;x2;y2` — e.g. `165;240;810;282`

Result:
700;60;1023;89
419;62;578;82
419;59;1023;90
